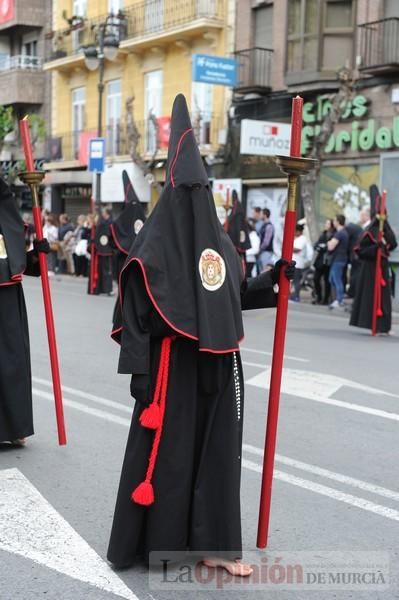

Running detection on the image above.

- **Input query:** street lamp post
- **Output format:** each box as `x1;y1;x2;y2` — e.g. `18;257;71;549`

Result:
83;15;121;216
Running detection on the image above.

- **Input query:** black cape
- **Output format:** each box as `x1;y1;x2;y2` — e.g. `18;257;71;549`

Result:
350;218;397;333
108;94;277;567
110;170;146;278
113;95;245;353
0;178;26;285
0;178;40;442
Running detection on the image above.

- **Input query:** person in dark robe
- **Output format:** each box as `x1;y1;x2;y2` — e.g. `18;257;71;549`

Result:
91;208;114;295
350;191;397;334
224;189;251;268
312;218;335;305
110;170;146;280
107;95;295;576
0;177;49;445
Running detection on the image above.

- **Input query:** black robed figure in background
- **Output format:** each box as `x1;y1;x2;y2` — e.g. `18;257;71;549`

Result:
350;201;397;334
0;178;48;444
224;189;251;260
92;209;114;295
107;95;294;576
110;170;146;279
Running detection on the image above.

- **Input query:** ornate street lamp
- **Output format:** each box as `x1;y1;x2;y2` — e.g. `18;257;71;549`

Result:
83;16;121;214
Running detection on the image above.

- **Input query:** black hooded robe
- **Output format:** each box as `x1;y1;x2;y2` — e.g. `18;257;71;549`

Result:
350;220;397;333
0;179;40;442
92;219;114;295
107;95;278;567
110;170;146;280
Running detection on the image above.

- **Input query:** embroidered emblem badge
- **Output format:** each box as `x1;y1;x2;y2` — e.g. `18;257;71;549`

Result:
99;235;108;246
199;248;226;291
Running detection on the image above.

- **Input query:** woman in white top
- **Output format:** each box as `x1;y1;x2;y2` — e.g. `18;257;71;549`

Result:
290;223;312;302
43;214;59;275
245;218;260;278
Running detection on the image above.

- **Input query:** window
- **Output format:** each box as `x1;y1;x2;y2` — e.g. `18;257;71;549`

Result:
191;81;212;145
287;0;354;74
144;70;163;153
106;79;122;155
71;87;86;158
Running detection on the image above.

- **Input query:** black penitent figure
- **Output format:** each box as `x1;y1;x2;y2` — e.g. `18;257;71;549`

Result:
225;189;251;256
110;170;146;279
0;178;43;443
350;211;397;334
107;95;286;569
93;219;114;295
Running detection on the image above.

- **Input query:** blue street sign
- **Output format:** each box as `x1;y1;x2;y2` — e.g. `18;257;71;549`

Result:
192;54;237;87
88;138;105;172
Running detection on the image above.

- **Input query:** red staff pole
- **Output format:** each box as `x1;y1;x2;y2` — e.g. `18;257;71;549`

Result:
257;97;316;548
371;191;387;336
19;117;67;446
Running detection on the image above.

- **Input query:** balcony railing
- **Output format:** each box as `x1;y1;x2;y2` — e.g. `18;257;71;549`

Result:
0;54;43;72
359;18;399;72
45;0;223;62
45;115;223;163
234;47;273;93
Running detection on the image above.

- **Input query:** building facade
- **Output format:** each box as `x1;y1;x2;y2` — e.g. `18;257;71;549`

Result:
230;0;399;262
0;0;51;210
43;0;235;217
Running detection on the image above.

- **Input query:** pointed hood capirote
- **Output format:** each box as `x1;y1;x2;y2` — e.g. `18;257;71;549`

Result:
0;178;26;285
110;171;146;255
113;94;245;352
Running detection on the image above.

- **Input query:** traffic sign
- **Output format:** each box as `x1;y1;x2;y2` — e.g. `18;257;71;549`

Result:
88;138;105;172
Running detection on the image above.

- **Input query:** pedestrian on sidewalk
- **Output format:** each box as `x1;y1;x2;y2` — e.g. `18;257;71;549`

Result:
327;214;349;309
245;218;260;278
290;223;309;302
43;214;58;276
312;219;335;305
0;177;49;446
107;94;295;577
258;208;275;272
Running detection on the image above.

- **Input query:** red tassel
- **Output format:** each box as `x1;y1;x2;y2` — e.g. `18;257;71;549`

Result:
139;403;161;429
377;308;383;317
381;277;387;287
131;481;154;506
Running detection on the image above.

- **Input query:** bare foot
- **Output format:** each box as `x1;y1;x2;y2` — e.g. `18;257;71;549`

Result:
11;438;26;447
202;557;253;577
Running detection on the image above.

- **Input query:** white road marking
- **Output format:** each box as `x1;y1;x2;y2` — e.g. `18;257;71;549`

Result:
243;444;399;502
33;377;133;414
34;378;399;522
242;459;399;523
246;367;399;422
246;366;399;400
0;468;138;600
240;346;309;363
32;388;132;427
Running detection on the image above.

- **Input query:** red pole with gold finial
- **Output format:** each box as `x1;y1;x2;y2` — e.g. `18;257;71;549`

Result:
256;97;316;548
19;116;67;445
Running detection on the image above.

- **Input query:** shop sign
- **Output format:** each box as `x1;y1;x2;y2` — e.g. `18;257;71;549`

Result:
240;119;291;156
302;94;399;155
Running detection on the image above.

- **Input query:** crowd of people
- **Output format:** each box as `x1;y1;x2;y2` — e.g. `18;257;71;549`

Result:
244;204;395;312
25;211;95;278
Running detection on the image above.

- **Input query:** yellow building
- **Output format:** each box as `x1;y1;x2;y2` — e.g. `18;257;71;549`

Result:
43;0;235;215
